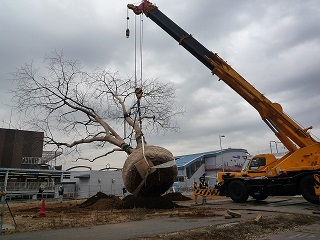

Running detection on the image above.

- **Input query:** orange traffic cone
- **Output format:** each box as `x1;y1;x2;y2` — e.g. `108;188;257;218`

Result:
38;198;47;217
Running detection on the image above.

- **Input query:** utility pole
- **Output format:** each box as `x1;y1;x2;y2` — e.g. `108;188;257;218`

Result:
219;135;225;171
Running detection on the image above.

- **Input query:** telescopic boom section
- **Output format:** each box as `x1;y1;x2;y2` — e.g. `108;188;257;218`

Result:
128;0;318;152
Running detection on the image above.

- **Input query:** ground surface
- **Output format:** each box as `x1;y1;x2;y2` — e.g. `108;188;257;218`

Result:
2;192;320;239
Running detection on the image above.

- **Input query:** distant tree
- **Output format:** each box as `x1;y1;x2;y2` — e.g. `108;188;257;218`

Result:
11;51;183;160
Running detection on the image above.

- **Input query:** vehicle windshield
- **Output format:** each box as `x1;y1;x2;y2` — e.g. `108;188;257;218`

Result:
241;158;251;171
248;157;266;170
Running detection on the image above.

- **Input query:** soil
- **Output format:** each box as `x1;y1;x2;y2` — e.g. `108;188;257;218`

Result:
78;192;123;210
78;192;189;210
2;192;320;239
120;195;181;209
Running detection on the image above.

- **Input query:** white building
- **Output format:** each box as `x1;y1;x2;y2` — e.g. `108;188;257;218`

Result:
174;148;249;190
68;169;124;199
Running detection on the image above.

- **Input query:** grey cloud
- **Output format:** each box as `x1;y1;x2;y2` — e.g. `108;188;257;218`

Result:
1;0;320;169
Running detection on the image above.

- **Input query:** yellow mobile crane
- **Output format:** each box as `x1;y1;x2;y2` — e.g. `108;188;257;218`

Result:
128;1;320;204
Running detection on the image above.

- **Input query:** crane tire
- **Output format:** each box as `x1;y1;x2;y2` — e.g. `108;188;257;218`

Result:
250;192;268;201
299;174;320;205
227;180;249;203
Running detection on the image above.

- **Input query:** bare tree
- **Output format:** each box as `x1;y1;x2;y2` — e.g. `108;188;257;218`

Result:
11;51;181;196
12;52;182;196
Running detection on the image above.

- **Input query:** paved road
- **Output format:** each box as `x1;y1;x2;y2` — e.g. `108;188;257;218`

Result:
260;224;320;240
1;196;320;240
0;216;257;240
216;197;320;239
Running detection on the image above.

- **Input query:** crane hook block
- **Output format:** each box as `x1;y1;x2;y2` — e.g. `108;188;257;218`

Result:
126;28;130;38
135;87;143;99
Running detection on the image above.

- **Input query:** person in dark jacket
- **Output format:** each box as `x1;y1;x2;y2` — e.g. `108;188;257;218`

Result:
37;187;44;200
58;185;64;203
199;177;208;204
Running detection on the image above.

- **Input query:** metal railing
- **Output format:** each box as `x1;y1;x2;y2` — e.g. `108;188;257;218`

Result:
0;181;56;201
0;181;55;191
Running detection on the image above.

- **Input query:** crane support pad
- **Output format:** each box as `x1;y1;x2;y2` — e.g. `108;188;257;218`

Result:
194;188;220;196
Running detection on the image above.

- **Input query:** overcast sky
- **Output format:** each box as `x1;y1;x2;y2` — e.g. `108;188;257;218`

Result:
1;0;320;169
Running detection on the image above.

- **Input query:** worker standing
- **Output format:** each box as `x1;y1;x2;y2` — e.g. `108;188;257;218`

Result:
199;177;208;204
193;181;198;205
58;184;64;203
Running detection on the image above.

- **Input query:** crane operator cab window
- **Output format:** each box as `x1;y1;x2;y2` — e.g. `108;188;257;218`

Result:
249;157;266;170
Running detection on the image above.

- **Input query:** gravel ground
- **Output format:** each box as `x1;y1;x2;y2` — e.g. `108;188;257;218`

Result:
1;193;320;239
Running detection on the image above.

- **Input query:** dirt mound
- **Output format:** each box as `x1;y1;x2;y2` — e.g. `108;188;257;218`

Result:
78;192;184;210
163;192;192;201
78;192;122;210
119;195;181;209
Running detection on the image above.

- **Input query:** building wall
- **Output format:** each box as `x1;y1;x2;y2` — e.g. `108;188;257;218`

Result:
205;150;247;172
176;149;248;189
0;128;44;168
76;178;91;199
205;150;248;185
88;171;123;196
70;170;124;199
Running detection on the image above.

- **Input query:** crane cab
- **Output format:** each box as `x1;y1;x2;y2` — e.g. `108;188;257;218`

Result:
241;154;277;172
217;154;278;183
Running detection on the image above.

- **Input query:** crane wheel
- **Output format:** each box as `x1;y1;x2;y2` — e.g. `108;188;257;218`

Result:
250;192;268;201
227;180;249;203
299;175;320;205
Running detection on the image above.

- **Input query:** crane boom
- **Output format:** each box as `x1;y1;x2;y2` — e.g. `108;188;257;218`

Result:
128;0;320;205
128;0;317;152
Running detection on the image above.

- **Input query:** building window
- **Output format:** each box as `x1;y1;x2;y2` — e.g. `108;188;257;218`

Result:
175;176;185;182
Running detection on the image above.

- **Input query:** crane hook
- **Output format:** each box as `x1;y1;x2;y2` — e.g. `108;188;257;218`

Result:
126;9;130;38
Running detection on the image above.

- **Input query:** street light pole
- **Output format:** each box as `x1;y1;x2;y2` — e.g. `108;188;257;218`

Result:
219;135;225;171
269;141;279;154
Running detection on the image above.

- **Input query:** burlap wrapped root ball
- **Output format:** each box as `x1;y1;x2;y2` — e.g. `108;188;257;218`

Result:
122;145;178;197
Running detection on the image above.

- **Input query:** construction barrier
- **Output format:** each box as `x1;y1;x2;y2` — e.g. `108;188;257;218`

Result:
193;188;220;196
